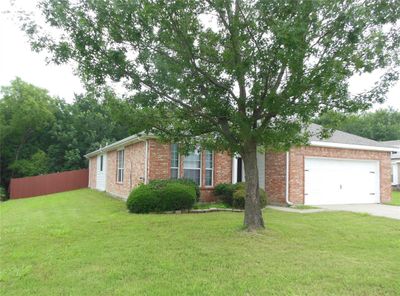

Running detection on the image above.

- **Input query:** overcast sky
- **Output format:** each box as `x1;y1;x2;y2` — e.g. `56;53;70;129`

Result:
0;0;399;110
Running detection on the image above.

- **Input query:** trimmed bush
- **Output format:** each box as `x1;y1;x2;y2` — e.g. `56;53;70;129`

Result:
127;180;196;213
149;178;200;201
214;183;236;206
127;184;160;213
215;182;267;209
232;182;267;209
159;183;196;211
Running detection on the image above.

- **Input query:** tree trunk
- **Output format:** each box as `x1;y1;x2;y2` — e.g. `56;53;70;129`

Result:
241;141;265;231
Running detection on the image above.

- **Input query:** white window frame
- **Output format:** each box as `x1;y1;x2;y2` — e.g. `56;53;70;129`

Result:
204;150;213;187
183;149;202;186
116;149;125;184
170;144;180;179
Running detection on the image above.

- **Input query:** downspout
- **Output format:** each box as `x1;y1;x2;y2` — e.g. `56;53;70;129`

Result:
144;139;149;184
285;151;293;206
232;156;237;184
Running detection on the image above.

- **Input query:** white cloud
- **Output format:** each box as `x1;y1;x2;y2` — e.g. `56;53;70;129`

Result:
349;72;399;110
0;0;399;109
0;0;84;102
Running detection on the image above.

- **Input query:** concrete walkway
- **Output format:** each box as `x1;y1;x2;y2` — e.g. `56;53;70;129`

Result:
267;206;327;214
318;204;400;220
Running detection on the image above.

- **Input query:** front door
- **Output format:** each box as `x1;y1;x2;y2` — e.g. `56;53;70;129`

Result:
96;154;107;191
232;152;265;189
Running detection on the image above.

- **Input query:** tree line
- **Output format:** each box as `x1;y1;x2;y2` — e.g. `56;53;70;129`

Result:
315;108;400;142
0;78;132;193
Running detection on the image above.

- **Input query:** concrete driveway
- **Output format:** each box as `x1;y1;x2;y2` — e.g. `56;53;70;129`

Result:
319;204;400;220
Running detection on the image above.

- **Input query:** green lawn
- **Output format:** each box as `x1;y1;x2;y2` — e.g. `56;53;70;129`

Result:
1;189;399;295
386;191;400;206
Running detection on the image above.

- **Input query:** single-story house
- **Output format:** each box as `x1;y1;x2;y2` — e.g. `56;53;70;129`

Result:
381;140;400;188
85;124;394;205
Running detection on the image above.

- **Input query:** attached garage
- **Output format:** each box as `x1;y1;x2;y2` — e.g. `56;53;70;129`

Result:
285;124;394;205
266;124;394;206
304;158;380;205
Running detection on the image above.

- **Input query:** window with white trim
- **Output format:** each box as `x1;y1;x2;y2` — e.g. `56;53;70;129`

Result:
205;150;213;186
170;144;179;179
116;149;124;183
183;150;201;186
100;155;104;171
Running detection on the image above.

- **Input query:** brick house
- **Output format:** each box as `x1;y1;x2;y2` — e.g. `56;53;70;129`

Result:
381;140;400;188
85;124;394;205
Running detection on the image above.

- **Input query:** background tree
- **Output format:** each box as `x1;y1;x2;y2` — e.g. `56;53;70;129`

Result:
25;0;400;230
0;78;56;185
47;90;130;171
0;79;130;193
316;108;400;141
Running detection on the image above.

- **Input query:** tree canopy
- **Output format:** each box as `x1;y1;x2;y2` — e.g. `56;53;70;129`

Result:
24;0;400;230
0;78;130;192
316;108;400;141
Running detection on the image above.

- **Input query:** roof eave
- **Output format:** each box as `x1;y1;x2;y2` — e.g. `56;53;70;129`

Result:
310;141;395;152
84;134;156;158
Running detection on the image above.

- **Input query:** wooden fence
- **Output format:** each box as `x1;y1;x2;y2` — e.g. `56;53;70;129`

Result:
9;169;88;199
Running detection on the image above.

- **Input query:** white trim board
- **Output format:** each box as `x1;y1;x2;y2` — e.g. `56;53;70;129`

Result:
310;141;395;152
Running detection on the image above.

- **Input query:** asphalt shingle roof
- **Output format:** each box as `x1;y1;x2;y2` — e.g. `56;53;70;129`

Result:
86;123;395;157
308;123;395;149
380;140;400;148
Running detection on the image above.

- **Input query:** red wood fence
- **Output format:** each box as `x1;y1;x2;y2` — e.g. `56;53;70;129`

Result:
9;169;89;199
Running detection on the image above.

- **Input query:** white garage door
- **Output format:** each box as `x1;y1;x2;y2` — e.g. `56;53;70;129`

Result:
304;158;380;205
96;154;107;191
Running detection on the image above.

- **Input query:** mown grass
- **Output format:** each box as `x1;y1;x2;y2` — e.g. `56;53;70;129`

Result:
1;189;399;295
386;191;400;206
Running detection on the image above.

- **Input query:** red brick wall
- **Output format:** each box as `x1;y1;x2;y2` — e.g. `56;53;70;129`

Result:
88;140;232;201
265;152;287;205
148;140;170;180
214;152;233;187
88;157;97;189
289;146;392;204
148;140;232;201
106;141;146;199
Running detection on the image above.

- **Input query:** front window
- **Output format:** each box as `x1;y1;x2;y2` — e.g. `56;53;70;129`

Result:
117;150;124;183
170;144;179;179
205;150;213;186
100;155;104;171
183;150;201;186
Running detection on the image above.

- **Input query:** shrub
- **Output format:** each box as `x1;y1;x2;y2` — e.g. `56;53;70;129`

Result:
0;186;7;201
232;182;267;209
149;178;200;201
127;184;160;213
214;183;236;206
127;180;196;213
159;183;196;211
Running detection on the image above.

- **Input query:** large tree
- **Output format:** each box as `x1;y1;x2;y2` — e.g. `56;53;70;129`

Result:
25;0;400;230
